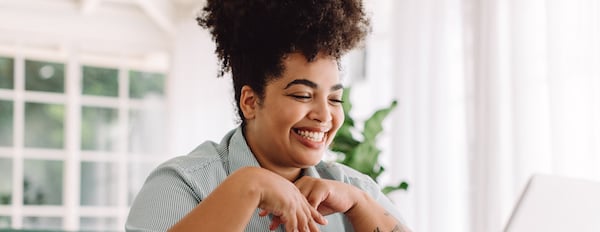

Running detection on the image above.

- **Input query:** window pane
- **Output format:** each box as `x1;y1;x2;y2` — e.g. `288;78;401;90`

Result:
80;162;118;206
129;71;164;99
23;217;62;230
128;161;156;205
128;109;165;154
23;159;63;205
0;56;14;89
25;60;65;93
24;102;64;149
0;158;11;205
80;217;118;231
0;100;12;146
81;106;118;151
82;66;118;97
0;216;10;228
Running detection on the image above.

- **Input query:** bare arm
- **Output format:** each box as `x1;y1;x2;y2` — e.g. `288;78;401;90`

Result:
295;176;411;232
169;167;261;231
169;167;326;231
344;191;411;232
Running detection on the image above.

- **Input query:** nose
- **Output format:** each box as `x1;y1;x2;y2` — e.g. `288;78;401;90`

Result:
308;97;332;123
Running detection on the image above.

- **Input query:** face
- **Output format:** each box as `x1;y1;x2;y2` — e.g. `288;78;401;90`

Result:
241;53;344;177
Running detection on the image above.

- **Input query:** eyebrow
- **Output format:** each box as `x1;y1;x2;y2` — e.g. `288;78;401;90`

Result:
284;79;344;91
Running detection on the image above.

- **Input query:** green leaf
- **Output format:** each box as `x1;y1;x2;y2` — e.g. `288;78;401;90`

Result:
342;141;380;176
382;181;409;194
330;133;359;154
363;100;397;142
341;87;353;113
331;87;408;194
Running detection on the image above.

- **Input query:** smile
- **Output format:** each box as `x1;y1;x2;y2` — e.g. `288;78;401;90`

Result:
293;128;326;142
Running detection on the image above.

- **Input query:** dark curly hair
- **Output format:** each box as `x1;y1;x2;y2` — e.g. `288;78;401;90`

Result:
197;0;370;125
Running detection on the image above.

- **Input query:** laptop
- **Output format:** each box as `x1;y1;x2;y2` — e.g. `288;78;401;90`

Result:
504;174;600;232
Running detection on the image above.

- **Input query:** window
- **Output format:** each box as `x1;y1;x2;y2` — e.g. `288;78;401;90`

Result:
0;53;168;230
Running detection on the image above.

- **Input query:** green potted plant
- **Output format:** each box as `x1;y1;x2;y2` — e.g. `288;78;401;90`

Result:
331;88;408;194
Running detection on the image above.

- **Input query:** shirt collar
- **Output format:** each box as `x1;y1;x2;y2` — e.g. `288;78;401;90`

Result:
227;127;261;174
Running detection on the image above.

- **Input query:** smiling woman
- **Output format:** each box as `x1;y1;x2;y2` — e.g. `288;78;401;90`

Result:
125;0;411;232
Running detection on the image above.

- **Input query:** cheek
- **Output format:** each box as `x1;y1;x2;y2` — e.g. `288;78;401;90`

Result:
332;107;344;129
272;103;305;126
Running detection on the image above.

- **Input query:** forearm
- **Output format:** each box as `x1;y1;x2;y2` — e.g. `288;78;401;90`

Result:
345;191;411;232
169;167;262;231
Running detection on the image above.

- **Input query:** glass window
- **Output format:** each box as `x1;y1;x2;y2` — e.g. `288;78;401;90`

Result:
25;60;65;93
81;106;118;151
128;109;166;154
23;159;63;205
23;217;62;230
80;217;119;231
82;66;119;97
0;216;10;228
0;56;14;89
128;161;156;204
0;100;13;146
80;162;118;206
24;102;64;149
0;158;11;205
129;70;165;99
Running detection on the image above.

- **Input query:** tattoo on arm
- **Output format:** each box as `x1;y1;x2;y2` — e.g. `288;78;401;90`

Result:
373;211;404;232
373;225;401;232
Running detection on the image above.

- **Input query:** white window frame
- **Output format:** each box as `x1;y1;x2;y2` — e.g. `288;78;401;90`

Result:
0;44;170;231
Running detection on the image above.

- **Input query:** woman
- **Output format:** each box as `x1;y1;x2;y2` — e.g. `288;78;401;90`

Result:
126;0;410;231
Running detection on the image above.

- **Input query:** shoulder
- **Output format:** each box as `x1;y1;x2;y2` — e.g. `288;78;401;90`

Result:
157;140;226;175
143;129;239;198
154;128;238;177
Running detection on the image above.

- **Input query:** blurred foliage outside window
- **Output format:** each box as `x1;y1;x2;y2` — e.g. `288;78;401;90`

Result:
0;57;14;89
23;159;63;205
82;66;119;97
0;158;11;205
81;106;118;151
129;70;165;98
25;60;64;93
0;216;10;228
0;100;13;146
24;102;64;149
80;162;119;206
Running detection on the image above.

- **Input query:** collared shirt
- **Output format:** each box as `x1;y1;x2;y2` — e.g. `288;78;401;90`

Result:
126;127;403;231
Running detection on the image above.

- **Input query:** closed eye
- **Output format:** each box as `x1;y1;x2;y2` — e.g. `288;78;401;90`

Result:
288;94;312;101
330;99;344;104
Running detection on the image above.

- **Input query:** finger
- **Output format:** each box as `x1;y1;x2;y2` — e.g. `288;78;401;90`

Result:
306;186;329;210
259;209;269;217
308;217;320;232
310;204;328;225
269;216;282;230
284;212;297;232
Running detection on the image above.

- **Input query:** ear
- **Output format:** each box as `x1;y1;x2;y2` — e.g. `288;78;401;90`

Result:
239;85;258;120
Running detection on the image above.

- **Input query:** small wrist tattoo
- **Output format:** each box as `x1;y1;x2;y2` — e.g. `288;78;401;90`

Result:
373;224;402;232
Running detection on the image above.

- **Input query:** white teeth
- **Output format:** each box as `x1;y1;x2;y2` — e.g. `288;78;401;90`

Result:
297;130;325;142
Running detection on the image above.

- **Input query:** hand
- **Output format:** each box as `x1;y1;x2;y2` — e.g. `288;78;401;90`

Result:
295;176;410;232
249;168;327;231
294;176;361;216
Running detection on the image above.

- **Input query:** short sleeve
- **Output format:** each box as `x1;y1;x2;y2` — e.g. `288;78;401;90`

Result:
125;166;200;232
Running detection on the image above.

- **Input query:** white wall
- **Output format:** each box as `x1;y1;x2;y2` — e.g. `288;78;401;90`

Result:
167;21;236;156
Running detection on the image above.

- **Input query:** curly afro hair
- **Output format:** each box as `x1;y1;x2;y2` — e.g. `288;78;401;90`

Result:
197;0;370;124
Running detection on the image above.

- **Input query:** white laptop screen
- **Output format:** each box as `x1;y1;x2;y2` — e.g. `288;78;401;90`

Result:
504;174;600;232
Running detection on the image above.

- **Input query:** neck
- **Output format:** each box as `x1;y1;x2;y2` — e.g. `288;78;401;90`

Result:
243;125;302;182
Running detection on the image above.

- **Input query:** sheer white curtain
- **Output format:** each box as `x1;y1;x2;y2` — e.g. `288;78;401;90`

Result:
381;0;600;231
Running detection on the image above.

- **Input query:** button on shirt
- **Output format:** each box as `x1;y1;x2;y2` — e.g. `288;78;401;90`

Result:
126;127;403;231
